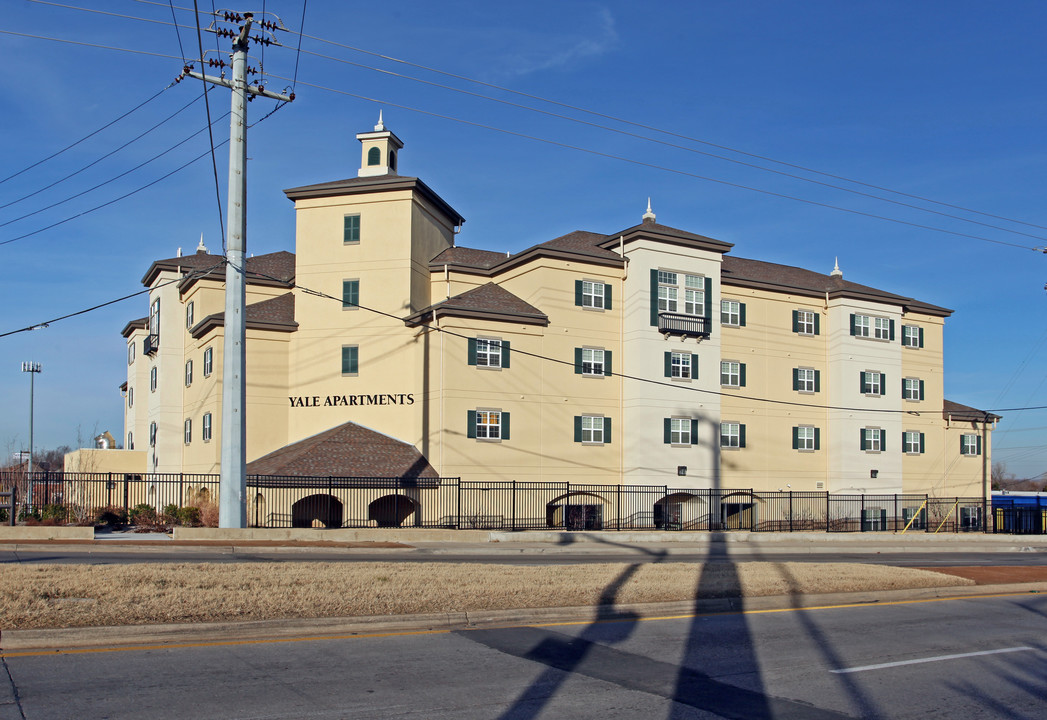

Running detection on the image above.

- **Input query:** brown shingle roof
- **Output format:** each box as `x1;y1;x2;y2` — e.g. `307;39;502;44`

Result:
722;256;952;316
190;292;297;338
538;230;623;260
142;250;296;289
406;282;548;327
247;421;439;478
430;246;506;270
283;175;465;226
121;316;148;338
603;221;734;254
944;400;1001;423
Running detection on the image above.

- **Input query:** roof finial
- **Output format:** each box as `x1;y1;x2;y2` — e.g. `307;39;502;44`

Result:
642;197;656;223
830;256;842;277
375;110;385;132
197;233;208;255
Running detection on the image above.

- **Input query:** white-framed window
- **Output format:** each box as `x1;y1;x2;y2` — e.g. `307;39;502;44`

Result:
670;351;692;379
579;280;608;310
657;271;679;313
185;360;193;387
668;417;692;446
853;314;871;337
469;409;505;441
904;431;924;454
184;418;192;445
343;214;361;244
128;342;135;365
683;274;705;315
186;301;194;329
150;366;157;392
577;415;608;444
581;348;605;376
341;345;359;375
961;434;981;456
128;387;133;408
874;317;891;340
720;422;745;449
149;421;157;447
861;371;883;396
903;377;923;401
203;412;212;442
127;431;134;450
852;313;893;340
721;361;744;387
203;347;213;377
861;427;883;452
794;425;817;451
476;338;502;368
794;309;818;335
795;367;818;393
902;325;923;348
149;298;160;342
720;299;744;326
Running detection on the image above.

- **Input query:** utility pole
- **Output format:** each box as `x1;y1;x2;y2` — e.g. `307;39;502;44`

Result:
21;361;41;509
185;11;292;528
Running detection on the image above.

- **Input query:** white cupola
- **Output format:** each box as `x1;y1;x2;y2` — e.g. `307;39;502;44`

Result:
356;111;404;178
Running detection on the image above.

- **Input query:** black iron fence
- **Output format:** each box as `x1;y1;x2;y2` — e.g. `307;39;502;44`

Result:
0;470;999;533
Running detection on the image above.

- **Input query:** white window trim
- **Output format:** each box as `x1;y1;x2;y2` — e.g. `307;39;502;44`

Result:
904;431;922;455
581;347;605;377
185;360;193;388
581;415;606;445
863;371;883;397
203;347;213;377
903;377;922;401
902;325;921;348
184;418;192;445
475;408;502;442
863;427;883;453
203;412;213;442
720;422;742;450
721;360;741;388
961;434;979;456
721;300;741;327
475;337;503;369
796;425;816;452
796;309;816;335
670;351;692;380
796;367;816;394
670;417;692;447
581;280;607;310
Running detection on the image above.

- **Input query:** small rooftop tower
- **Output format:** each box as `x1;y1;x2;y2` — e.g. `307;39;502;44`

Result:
357;111;404;178
642;197;656;224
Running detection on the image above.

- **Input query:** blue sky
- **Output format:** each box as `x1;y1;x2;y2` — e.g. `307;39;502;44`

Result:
1;1;1045;480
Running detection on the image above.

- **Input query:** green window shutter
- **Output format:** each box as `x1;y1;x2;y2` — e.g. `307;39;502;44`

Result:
604;350;612;376
792;426;798;450
860;372;866;394
575;280;583;307
574;347;583;374
501;412;510;441
881;373;886;391
860;429;867;451
814;370;821;392
501;341;511;368
664;352;672;378
902;432;906;451
792;310;799;333
901;378;906;399
814;428;821;450
850;314;857;336
919;380;925;400
650;270;660;326
704;277;712;319
960;435;965;454
467;338;477;366
604;417;611;443
739;424;746;448
976;435;982;455
889;319;896;341
918;328;925;348
739;303;747;327
814;313;820;335
691;354;699;378
690;419;699;445
792;368;799;391
664;418;672;444
604;284;612;310
739;363;746;387
574;416;582;443
467;410;477;439
920;433;925;454
881;432;886;452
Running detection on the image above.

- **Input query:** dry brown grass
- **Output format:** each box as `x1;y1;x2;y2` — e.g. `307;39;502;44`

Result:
0;561;972;630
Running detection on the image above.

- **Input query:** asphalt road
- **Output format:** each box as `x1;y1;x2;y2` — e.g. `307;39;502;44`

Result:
2;546;1047;566
3;592;1045;719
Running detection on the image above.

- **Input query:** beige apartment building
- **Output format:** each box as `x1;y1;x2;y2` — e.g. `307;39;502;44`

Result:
112;117;997;500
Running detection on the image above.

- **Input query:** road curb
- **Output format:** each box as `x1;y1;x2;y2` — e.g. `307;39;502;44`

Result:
3;582;1043;654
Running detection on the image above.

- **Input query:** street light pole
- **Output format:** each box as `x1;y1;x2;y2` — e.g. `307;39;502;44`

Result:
21;361;41;508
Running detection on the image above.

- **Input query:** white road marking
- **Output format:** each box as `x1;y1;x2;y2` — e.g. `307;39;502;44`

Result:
831;646;1035;674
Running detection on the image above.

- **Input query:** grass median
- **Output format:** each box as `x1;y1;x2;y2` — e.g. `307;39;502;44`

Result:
1;561;973;630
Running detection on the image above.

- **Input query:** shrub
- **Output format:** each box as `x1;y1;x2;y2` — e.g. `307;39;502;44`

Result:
40;503;68;523
0;508;7;523
94;506;129;527
177;505;202;527
194;499;219;528
129;503;158;525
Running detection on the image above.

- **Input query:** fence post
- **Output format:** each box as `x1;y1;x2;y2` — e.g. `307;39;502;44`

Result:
860;494;866;532
7;485;15;526
123;475;130;514
456;479;461;530
511;480;516;531
788;490;794;533
825;491;830;533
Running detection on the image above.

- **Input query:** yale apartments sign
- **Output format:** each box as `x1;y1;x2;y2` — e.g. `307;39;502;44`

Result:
288;393;415;408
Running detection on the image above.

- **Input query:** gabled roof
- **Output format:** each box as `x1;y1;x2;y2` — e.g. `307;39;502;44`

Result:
406;282;549;327
944;400;1001;423
141;251;225;287
431;246;506;270
246;421;439;478
141;250;296;290
190;292;298;339
283;175;465;227
121;316;148;338
721;256;952;316
599;221;734;255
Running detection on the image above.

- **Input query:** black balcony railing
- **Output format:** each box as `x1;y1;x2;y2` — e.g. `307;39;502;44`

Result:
658;312;710;338
144;334;159;355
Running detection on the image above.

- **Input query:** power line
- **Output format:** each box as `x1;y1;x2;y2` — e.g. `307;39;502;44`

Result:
0;28;181;60
167;0;187;61
192;0;226;252
0;261;226;339
269;75;1042;253
0;84;172;187
0;94;201;212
